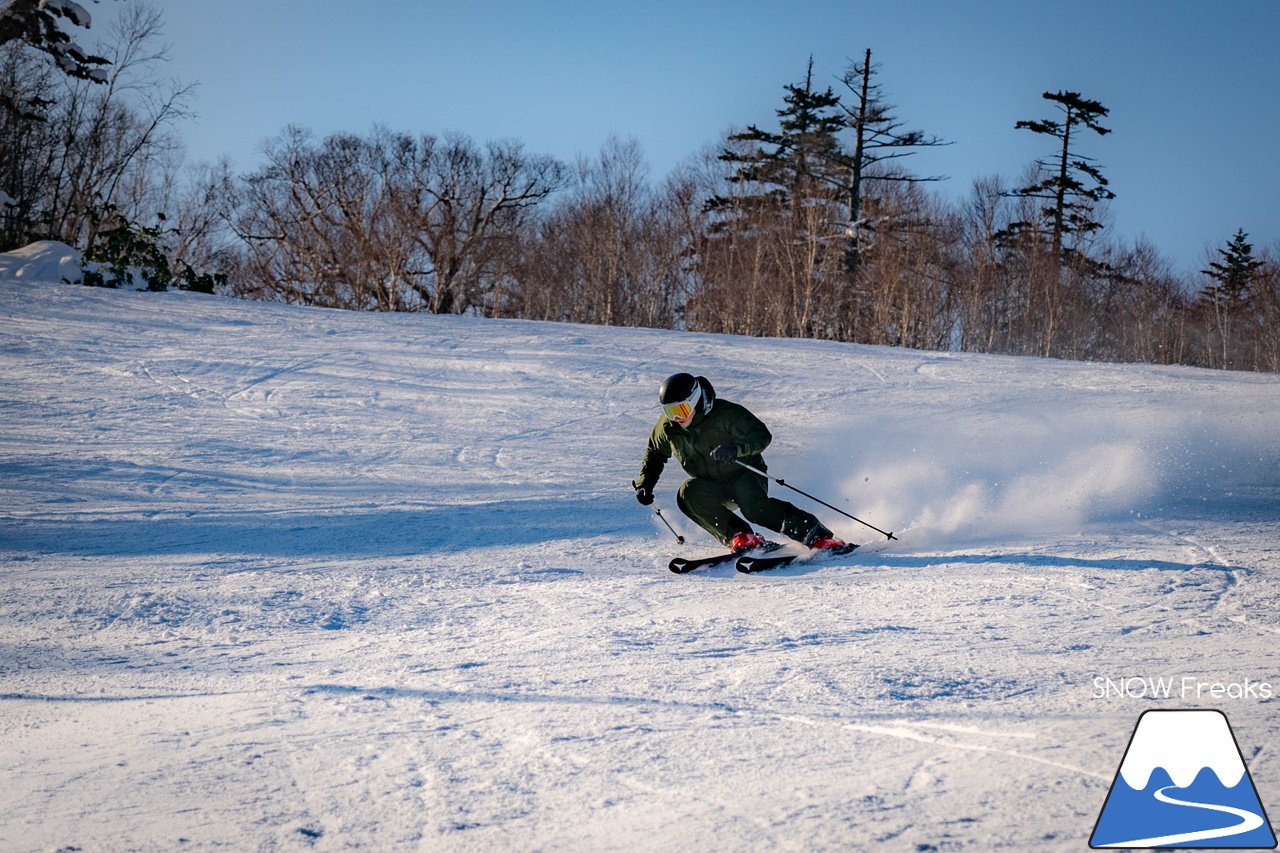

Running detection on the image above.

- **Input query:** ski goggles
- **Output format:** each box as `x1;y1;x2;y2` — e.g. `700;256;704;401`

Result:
662;384;701;421
663;400;695;421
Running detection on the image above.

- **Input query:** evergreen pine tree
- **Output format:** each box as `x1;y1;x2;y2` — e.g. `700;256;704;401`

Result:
0;0;112;107
697;59;847;337
1002;90;1114;261
1199;229;1264;369
706;57;845;225
833;48;948;274
1200;228;1263;309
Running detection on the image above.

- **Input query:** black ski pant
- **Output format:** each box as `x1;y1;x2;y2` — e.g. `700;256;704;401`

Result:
676;470;830;547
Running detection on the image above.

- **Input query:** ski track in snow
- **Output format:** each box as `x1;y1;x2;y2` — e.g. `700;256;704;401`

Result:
2;277;1279;851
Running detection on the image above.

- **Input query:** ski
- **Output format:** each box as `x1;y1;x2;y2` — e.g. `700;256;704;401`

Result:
736;542;860;573
669;542;783;574
668;552;735;574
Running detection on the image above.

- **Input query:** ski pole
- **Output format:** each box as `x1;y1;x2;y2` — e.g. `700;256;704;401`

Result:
735;460;897;541
654;508;685;545
635;480;685;544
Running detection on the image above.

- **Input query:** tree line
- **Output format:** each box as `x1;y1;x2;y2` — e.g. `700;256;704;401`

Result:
2;4;1277;371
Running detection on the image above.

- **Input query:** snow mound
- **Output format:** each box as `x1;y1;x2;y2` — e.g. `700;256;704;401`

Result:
0;240;85;283
0;239;167;291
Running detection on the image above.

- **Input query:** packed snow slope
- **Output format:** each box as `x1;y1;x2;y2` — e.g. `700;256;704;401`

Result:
2;272;1279;852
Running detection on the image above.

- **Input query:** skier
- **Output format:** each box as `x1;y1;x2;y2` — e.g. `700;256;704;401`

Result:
634;373;848;553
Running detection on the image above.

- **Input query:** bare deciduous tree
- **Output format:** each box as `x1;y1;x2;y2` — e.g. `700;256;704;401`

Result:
0;3;192;251
232;126;564;313
502;136;685;329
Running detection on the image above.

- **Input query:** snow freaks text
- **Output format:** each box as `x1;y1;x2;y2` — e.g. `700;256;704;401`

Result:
1093;676;1274;701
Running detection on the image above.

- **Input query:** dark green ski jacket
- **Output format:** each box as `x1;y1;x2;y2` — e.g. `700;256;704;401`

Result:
636;381;771;491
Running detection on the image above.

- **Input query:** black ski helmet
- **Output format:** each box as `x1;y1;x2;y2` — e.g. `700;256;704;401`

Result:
659;372;703;420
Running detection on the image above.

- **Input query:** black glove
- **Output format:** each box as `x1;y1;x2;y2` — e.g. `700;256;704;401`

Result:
633;481;655;506
711;444;738;464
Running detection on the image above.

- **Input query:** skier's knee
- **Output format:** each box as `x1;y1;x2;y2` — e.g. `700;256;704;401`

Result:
677;477;716;504
676;478;701;514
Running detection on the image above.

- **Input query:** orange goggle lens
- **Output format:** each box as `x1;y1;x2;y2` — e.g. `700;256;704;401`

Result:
663;401;693;421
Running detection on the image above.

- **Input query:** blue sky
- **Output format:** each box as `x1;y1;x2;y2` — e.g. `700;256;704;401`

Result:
93;0;1279;274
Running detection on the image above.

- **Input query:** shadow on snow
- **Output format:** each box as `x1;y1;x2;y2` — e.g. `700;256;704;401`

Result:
2;496;638;558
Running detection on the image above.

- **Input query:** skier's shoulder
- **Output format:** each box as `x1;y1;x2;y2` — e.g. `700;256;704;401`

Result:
710;397;741;416
710;397;760;423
